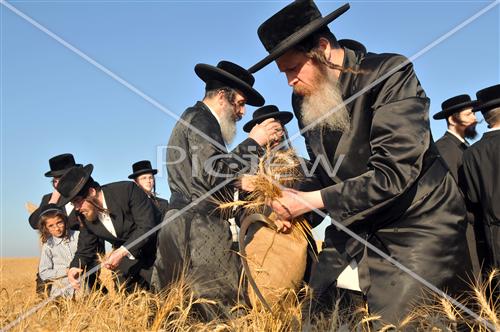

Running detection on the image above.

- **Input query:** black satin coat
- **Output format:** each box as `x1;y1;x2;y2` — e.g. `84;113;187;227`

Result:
463;130;500;268
152;102;262;318
293;45;470;323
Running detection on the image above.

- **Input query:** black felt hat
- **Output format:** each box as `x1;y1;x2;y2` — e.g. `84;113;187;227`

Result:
243;105;294;133
476;84;500;115
249;1;350;73
128;160;158;179
195;60;265;106
433;94;478;120
44;153;82;178
57;164;94;206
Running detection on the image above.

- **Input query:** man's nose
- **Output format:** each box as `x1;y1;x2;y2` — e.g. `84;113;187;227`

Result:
286;73;298;87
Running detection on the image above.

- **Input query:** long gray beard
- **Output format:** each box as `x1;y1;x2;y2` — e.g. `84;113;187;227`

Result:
220;105;237;145
300;72;350;133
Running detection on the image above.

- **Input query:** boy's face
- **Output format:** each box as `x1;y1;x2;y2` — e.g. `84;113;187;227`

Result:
45;216;65;238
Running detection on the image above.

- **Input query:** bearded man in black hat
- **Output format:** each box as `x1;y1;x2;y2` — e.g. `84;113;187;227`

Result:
433;95;485;277
128;160;169;219
29;153;82;230
247;0;471;323
151;61;281;319
58;165;160;290
463;84;500;270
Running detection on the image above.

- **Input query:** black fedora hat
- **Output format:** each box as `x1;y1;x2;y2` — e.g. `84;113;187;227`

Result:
243;105;294;133
195;60;265;107
476;84;500;115
44;153;82;178
249;1;350;73
128;160;158;179
433;94;478;120
57;164;94;207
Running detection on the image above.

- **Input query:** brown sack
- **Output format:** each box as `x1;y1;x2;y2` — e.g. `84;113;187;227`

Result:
245;222;308;308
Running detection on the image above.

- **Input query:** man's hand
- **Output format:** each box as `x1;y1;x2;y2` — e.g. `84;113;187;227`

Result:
67;267;83;290
270;188;325;220
239;174;258;192
248;118;284;146
103;248;128;270
274;219;292;233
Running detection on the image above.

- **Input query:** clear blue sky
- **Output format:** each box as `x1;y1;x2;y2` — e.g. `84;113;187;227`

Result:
1;0;498;257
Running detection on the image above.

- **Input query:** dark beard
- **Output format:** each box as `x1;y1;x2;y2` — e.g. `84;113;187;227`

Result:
464;125;478;139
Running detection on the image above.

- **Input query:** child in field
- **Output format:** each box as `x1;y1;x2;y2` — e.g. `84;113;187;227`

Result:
38;204;79;297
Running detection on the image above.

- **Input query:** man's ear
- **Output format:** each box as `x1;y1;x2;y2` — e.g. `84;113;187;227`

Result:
88;187;97;197
447;114;457;126
318;37;332;61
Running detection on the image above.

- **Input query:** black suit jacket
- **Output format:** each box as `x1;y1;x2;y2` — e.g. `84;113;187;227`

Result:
29;193;80;230
435;131;468;185
70;181;160;271
463;130;500;266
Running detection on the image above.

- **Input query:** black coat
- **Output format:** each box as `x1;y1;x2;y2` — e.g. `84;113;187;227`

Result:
29;193;80;230
435;131;482;275
463;130;500;268
435;131;468;184
153;102;262;317
70;181;160;278
150;195;169;220
292;45;470;322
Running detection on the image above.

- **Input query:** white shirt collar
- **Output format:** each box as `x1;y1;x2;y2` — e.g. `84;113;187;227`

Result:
97;192;117;237
447;129;467;144
487;127;500;132
203;102;221;126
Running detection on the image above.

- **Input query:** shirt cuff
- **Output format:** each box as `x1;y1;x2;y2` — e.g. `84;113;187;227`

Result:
120;246;135;260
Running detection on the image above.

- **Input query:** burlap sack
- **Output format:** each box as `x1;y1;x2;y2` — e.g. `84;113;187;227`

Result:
245;222;308;308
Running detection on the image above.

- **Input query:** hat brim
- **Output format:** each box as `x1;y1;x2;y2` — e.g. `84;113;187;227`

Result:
243;111;294;132
249;3;350;73
195;64;264;106
44;164;82;178
58;164;94;207
128;169;158;179
477;97;500;114
433;100;478;120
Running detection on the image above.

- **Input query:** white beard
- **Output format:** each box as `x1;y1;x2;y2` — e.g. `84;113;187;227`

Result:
300;69;350;133
219;104;237;145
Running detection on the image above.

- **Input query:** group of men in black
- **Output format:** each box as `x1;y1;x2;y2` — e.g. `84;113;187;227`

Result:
28;0;498;326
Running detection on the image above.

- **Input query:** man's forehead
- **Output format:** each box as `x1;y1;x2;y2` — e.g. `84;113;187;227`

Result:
276;50;305;71
459;107;475;115
233;89;247;103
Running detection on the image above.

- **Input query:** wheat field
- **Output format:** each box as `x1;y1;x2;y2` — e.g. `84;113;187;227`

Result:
0;257;498;331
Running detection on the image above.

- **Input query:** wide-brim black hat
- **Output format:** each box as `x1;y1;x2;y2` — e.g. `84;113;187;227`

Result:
476;84;500;115
44;153;82;177
433;94;478;120
128;160;158;179
57;164;94;207
243;105;294;132
195;60;265;106
249;1;350;73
